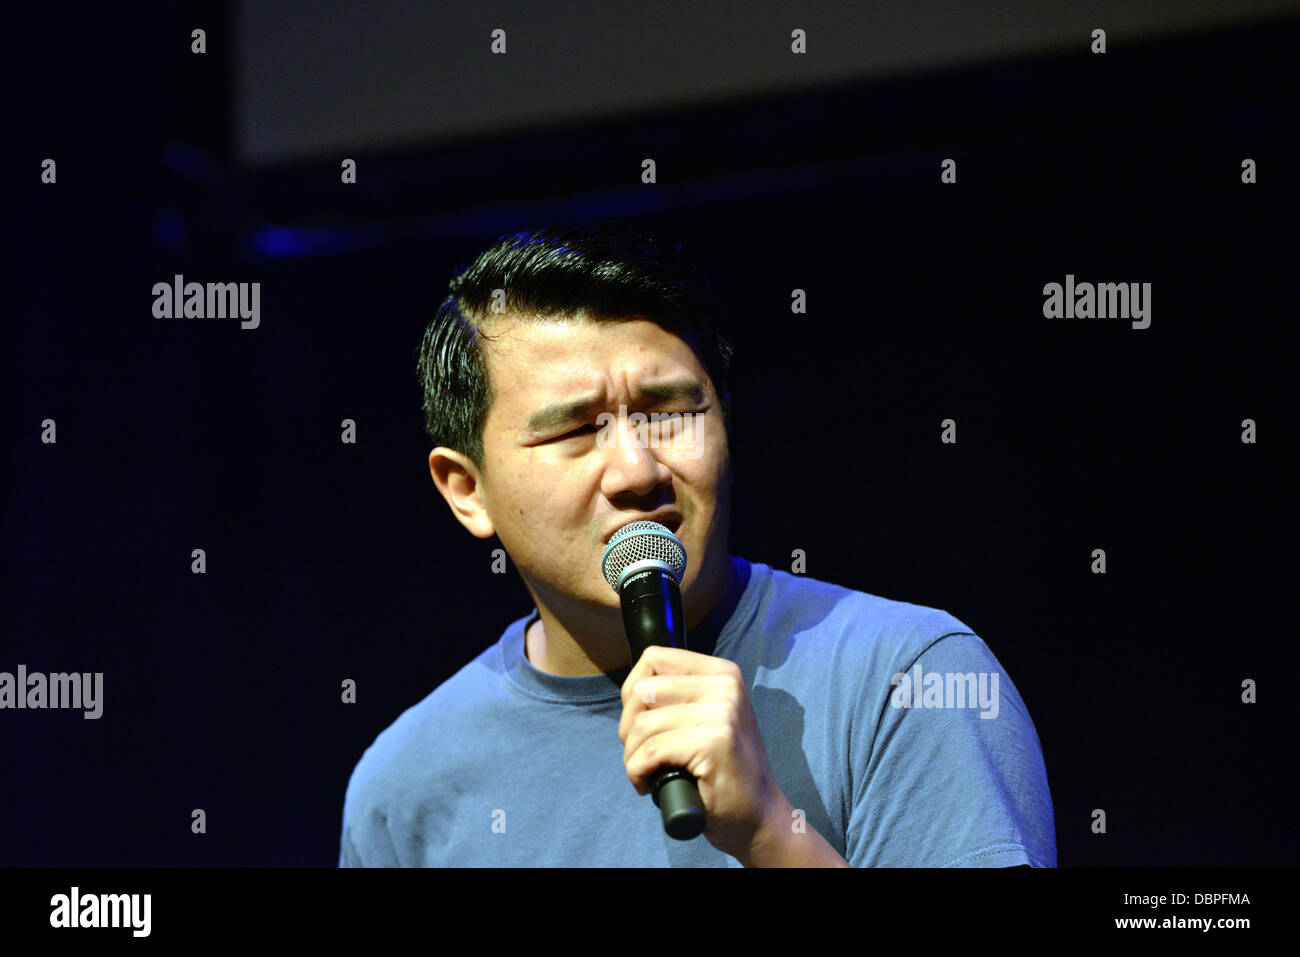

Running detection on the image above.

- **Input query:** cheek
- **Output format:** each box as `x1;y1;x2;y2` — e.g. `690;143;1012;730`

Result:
688;424;731;487
512;454;597;519
486;461;550;527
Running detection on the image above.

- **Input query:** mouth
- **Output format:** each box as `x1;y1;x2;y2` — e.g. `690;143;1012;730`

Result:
603;512;683;546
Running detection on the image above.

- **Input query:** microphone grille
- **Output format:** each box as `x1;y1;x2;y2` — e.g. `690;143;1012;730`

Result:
600;521;688;591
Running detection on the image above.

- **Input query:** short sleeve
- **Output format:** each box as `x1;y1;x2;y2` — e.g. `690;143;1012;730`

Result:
339;777;403;867
845;632;1056;867
339;827;362;867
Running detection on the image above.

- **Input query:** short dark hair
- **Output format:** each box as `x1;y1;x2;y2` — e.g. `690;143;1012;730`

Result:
417;221;735;470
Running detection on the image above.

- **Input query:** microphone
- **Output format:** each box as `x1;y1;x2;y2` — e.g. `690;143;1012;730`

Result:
600;520;707;840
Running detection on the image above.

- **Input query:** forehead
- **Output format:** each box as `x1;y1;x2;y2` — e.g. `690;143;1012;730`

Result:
481;316;708;407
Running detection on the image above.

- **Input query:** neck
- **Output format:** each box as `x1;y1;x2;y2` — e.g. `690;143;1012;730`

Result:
524;554;737;678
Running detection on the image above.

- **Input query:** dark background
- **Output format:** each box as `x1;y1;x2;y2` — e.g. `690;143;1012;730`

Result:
4;1;1296;867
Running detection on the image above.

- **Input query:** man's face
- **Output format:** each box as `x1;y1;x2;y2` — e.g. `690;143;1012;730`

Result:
470;314;732;613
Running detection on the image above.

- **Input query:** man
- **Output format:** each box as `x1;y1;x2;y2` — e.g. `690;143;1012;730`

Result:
339;221;1056;867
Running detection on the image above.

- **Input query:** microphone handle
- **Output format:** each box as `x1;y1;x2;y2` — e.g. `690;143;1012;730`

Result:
620;568;707;841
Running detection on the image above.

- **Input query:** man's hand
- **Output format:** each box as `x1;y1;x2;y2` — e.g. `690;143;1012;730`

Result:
618;645;791;864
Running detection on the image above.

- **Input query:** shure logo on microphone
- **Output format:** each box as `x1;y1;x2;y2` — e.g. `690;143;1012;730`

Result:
49;887;151;937
152;274;261;329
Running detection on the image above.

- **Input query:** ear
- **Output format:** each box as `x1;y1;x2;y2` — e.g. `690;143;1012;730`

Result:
428;447;496;539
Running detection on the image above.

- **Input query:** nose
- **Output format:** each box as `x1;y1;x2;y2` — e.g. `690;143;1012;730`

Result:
599;414;673;500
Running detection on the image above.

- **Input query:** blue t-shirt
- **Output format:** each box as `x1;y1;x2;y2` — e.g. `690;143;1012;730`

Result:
339;557;1056;867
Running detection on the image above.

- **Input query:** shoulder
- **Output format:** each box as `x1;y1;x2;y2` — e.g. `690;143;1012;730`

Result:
342;641;504;818
747;562;980;673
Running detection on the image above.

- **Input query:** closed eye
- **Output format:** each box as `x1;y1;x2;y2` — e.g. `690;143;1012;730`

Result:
547;407;707;443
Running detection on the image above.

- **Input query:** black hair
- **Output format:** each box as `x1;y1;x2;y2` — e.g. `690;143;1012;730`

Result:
417;221;735;470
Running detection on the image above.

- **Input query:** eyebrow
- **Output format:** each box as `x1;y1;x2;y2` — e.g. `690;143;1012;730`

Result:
524;378;706;437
